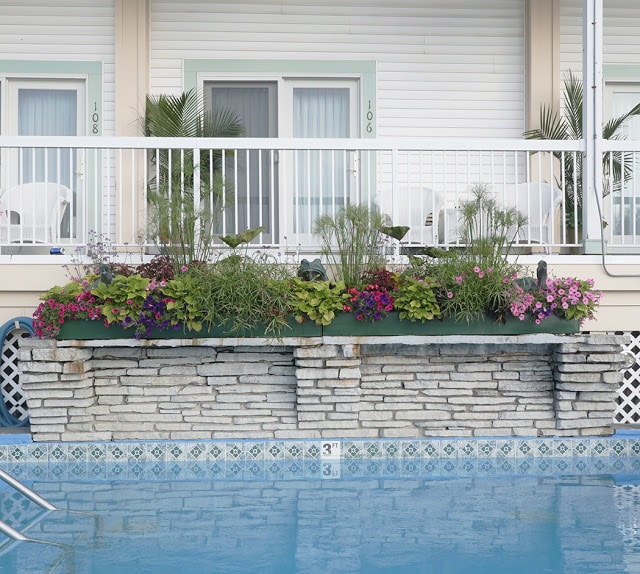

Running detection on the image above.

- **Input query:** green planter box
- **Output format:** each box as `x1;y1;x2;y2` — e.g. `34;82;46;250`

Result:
57;318;322;340
321;312;580;336
56;313;578;340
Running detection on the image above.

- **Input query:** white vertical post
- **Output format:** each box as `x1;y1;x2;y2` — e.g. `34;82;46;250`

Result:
582;0;604;252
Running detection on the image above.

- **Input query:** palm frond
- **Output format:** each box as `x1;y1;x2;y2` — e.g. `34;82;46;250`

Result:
563;71;583;139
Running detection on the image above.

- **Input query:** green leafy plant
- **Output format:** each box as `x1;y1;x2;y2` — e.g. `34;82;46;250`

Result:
525;70;640;233
91;274;151;325
160;273;205;332
314;204;387;287
145;88;244;268
458;184;527;269
394;276;441;322
289;278;350;326
407;185;523;322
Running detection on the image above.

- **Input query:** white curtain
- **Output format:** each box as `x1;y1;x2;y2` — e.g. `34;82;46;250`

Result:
294;88;350;233
18;88;76;186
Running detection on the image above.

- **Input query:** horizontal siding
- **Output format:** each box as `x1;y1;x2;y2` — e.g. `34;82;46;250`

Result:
0;0;115;136
150;0;525;138
561;0;640;77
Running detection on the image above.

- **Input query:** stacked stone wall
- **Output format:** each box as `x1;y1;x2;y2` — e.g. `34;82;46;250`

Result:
18;334;626;442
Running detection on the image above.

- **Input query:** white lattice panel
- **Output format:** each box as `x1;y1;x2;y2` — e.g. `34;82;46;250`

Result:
0;328;29;421
615;331;640;424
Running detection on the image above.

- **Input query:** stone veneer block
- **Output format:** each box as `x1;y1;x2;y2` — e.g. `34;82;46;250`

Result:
18;333;626;442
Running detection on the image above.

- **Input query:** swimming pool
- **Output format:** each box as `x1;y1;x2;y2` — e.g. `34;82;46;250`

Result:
1;436;639;573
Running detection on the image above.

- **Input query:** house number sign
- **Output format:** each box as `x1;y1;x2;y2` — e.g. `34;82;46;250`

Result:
91;102;100;134
366;99;374;134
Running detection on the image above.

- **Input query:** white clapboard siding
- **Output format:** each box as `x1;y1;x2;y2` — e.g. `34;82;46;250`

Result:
150;0;525;139
561;0;640;78
0;0;115;135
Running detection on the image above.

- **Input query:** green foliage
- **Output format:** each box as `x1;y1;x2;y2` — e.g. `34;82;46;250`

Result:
219;226;265;249
380;225;410;241
145;89;244;268
458;184;526;269
189;253;295;336
525;70;640;231
92;274;151;325
393;276;441;322
314;204;387;287
161;273;205;332
406;186;523;323
289;278;350;326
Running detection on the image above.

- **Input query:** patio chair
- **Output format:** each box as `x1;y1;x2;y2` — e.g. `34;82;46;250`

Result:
399;187;444;245
0;182;71;244
500;182;563;245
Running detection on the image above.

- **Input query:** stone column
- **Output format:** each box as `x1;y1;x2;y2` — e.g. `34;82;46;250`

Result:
293;344;374;438
19;339;102;442
552;334;627;436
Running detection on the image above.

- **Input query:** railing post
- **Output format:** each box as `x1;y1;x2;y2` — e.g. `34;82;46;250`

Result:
192;146;201;251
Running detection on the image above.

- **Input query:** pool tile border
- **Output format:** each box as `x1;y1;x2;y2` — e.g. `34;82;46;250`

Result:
0;436;638;464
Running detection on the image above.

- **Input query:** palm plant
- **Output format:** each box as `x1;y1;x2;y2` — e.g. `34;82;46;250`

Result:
144;89;244;266
525;70;640;233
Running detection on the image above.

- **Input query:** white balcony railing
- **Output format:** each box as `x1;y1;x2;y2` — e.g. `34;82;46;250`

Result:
0;135;637;259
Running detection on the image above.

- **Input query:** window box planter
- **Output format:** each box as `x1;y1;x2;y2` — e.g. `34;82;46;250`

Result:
321;312;580;336
56;317;323;340
56;313;579;340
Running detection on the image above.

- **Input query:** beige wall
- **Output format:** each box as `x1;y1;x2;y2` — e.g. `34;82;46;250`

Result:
0;264;68;325
525;0;561;130
115;0;148;137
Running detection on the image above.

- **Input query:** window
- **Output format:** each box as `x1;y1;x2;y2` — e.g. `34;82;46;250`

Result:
606;83;640;241
205;76;361;244
2;78;86;240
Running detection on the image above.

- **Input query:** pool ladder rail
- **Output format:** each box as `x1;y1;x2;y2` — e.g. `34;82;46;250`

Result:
0;467;68;547
0;467;105;572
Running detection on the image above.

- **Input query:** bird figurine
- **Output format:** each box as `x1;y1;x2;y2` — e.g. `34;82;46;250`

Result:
536;259;547;289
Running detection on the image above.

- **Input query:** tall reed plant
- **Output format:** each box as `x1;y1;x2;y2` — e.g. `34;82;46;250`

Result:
314;204;386;287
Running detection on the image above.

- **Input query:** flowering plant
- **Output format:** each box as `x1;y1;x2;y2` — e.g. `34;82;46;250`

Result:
509;276;601;324
345;283;394;322
422;261;519;323
32;280;104;338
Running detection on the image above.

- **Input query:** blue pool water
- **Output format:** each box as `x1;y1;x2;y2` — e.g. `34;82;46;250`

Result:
1;459;640;573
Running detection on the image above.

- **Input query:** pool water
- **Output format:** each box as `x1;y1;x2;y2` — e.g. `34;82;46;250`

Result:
1;461;639;573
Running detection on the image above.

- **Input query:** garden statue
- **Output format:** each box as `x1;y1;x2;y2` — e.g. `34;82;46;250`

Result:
536;260;548;289
297;258;328;281
92;264;113;288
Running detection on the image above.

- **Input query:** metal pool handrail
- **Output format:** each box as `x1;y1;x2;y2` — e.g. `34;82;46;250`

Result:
0;467;58;511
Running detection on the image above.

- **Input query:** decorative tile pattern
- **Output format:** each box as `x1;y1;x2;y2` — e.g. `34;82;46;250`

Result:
0;436;638;473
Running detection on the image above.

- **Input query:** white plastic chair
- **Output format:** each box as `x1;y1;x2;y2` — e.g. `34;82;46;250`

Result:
399;187;444;245
0;182;72;244
500;182;563;245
